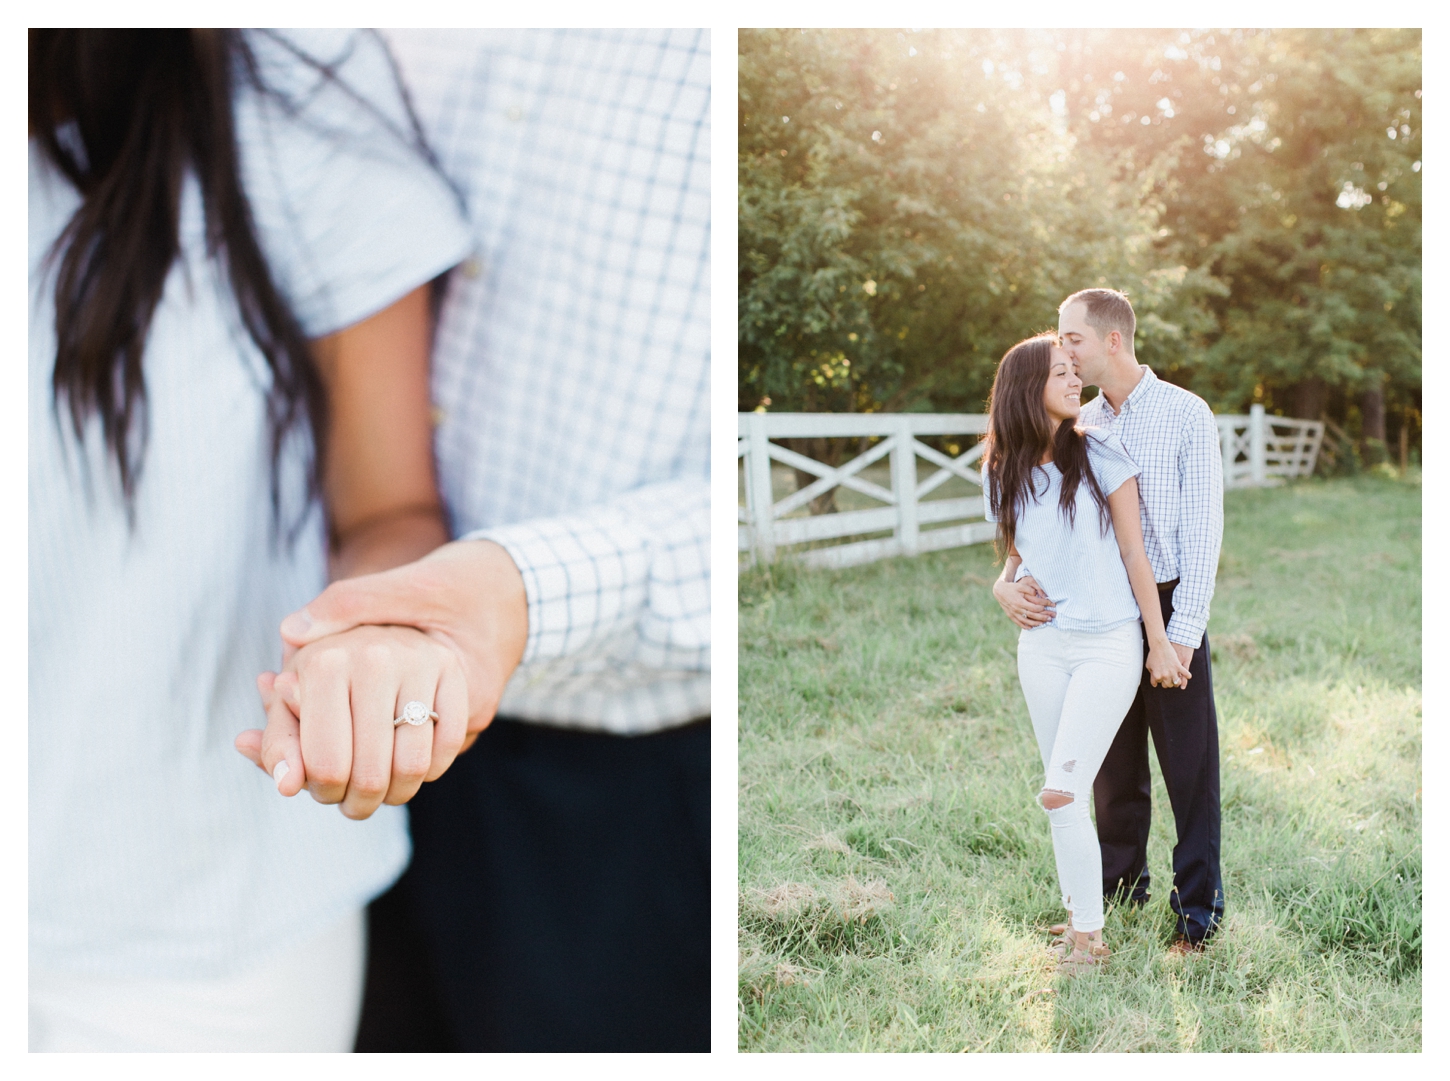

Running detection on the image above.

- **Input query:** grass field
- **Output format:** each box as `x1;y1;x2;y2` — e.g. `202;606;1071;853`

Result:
738;473;1421;1052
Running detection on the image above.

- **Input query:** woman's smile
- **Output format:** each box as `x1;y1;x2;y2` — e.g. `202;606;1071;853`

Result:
1043;345;1084;423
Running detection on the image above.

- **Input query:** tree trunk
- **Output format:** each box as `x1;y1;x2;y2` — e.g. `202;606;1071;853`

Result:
1361;374;1387;465
1286;376;1327;420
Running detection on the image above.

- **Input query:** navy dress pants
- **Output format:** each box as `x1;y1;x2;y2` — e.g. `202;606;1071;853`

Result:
353;716;711;1052
1092;588;1224;943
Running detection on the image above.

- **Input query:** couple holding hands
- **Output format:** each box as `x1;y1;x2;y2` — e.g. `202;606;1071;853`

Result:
984;289;1226;971
30;28;709;1052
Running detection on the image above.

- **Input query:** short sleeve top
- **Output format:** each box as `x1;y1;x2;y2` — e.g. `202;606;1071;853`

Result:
983;428;1144;633
28;30;472;979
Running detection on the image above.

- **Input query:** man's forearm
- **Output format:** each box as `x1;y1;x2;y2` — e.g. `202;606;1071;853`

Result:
1166;408;1225;647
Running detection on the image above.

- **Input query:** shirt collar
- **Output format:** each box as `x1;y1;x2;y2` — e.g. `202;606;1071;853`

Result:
1106;364;1156;417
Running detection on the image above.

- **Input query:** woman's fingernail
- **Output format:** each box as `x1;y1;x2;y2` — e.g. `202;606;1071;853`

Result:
273;761;291;790
280;609;313;639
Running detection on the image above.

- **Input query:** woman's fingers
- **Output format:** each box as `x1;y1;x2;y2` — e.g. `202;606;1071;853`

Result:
297;644;356;805
1148;661;1193;689
386;639;467;802
273;669;301;711
382;671;439;808
259;673;307;797
1146;651;1175;689
379;698;429;811
427;655;469;782
1176;659;1194;689
235;728;264;769
383;719;433;808
236;672;280;771
282;626;470;816
339;639;403;820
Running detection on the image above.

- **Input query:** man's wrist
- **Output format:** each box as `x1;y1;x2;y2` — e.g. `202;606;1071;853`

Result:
1166;625;1203;651
458;539;527;628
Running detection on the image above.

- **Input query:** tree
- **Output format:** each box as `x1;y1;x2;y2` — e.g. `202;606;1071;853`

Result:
739;28;1421;470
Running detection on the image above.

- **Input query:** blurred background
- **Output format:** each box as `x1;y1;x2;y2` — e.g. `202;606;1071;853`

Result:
738;28;1420;473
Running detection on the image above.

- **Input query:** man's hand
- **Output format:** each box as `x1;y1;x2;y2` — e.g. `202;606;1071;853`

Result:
992;575;1056;630
234;539;528;814
1171;641;1194;685
283;538;527;726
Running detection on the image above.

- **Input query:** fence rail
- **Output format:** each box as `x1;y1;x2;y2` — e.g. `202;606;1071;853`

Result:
1216;405;1324;489
739;404;1324;569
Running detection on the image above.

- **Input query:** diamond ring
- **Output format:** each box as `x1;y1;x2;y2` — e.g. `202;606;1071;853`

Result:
393;700;440;727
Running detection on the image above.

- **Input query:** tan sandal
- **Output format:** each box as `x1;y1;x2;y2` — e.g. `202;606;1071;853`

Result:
1046;923;1072;960
1057;932;1110;974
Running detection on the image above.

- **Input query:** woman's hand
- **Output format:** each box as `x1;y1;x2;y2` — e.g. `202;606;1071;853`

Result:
1146;638;1193;690
235;624;469;819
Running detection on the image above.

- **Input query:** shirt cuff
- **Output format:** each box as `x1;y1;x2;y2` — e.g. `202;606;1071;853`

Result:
465;511;649;665
460;479;708;667
1165;610;1206;651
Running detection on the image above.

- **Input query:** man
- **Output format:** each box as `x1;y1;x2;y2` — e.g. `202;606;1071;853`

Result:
992;288;1225;951
246;30;710;1050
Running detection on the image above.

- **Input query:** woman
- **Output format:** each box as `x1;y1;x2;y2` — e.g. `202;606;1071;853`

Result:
981;334;1191;972
28;30;471;1049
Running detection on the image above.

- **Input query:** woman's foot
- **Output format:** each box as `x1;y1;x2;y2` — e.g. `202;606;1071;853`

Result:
1046;909;1075;958
1057;928;1110;974
1047;923;1072;960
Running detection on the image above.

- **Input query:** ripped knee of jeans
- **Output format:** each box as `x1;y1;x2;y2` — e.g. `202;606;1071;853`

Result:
1038;788;1074;811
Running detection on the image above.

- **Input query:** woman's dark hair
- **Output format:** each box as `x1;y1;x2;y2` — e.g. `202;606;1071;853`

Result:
29;29;325;523
982;333;1110;561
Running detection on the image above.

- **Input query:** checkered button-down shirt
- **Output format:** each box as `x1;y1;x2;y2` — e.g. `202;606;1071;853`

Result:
385;29;710;734
1078;365;1224;649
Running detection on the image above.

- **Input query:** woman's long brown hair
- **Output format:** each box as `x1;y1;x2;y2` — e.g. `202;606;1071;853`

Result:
982;333;1110;561
30;29;326;528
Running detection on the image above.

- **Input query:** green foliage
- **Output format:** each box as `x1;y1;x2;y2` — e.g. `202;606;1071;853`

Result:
739;29;1421;442
738;476;1421;1051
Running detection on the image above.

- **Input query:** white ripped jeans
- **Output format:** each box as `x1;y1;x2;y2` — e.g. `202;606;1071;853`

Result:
1016;621;1144;933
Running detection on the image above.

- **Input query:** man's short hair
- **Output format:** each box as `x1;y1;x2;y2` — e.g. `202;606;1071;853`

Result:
1060;288;1136;346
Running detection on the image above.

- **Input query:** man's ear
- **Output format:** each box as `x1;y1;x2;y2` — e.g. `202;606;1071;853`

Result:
1105;329;1121;355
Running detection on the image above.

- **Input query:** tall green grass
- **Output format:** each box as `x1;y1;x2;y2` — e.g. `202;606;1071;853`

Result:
738;474;1421;1052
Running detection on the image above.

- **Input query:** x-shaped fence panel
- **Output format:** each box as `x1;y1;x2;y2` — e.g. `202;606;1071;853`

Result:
1217;404;1324;488
738;412;992;569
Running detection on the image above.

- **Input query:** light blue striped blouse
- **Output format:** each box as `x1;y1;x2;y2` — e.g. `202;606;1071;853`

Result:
29;31;472;978
983;428;1143;634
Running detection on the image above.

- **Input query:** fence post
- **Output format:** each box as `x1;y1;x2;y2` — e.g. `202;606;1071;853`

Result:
890;416;920;556
1219;418;1236;489
1249;404;1267;487
748;412;777;563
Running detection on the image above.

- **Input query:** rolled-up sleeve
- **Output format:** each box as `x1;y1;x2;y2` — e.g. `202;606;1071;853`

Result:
1167;401;1224;648
464;478;709;673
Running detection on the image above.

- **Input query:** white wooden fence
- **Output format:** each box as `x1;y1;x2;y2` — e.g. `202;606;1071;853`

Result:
739;403;1324;569
1216;404;1324;489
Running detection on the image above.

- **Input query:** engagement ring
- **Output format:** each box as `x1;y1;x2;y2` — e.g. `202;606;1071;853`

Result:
394;700;439;727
